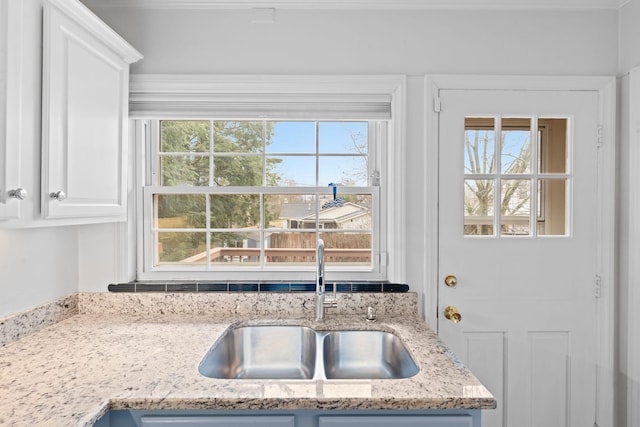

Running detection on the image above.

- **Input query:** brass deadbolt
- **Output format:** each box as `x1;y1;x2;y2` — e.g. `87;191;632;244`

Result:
444;275;458;288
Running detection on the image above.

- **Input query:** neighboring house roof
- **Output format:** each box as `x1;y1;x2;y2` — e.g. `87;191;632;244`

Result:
278;201;370;224
279;203;315;220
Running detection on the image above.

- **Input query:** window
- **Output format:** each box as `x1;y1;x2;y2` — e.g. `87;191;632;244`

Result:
463;116;570;237
131;75;405;282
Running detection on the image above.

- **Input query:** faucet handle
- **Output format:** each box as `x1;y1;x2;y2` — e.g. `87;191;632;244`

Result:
366;306;376;322
324;282;338;307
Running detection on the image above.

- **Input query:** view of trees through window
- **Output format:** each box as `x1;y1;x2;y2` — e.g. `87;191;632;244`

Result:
151;120;375;269
464;117;569;237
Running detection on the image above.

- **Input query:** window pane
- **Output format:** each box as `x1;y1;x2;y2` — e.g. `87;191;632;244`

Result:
319;122;368;154
155;194;206;228
501;118;532;174
501;179;531;236
268;156;316;186
213;156;262;186
538;118;568;174
267;121;316;153
213;121;265;153
318;194;372;230
160;120;210;153
464;118;495;174
464;179;495;236
320;232;372;267
156;232;207;265
210;232;261;265
266;232;316;266
210;194;260;229
160;155;210;186
538;179;568;236
265;194;317;230
319;156;368;186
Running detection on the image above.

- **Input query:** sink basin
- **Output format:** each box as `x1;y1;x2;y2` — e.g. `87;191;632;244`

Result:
199;326;418;380
198;325;317;379
322;330;419;379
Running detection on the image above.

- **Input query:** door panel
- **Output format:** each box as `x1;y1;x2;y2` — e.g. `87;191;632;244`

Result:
438;89;598;427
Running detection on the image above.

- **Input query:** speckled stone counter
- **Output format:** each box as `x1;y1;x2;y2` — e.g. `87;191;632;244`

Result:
0;293;495;426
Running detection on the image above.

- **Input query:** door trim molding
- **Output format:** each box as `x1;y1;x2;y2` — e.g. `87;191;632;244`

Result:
627;67;640;427
424;74;616;427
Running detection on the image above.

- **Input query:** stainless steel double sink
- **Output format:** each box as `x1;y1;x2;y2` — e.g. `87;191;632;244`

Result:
198;325;419;380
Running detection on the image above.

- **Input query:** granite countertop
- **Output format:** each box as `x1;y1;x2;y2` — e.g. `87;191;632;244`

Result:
0;293;496;426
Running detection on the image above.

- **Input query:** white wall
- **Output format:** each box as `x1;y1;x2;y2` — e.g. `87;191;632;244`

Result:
0;0;82;319
0;228;78;318
83;6;618;299
618;1;640;425
94;8;618;76
619;0;640;73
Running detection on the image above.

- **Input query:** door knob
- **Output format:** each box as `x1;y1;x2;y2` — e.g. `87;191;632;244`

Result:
444;305;462;323
49;191;67;201
444;275;458;288
8;188;27;200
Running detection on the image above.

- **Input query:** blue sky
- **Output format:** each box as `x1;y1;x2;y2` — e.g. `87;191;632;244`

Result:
267;121;368;186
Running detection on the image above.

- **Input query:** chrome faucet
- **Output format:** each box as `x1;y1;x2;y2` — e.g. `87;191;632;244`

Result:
316;239;337;321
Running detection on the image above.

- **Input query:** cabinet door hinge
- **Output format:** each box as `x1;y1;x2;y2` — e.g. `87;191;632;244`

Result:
433;97;442;113
595;275;602;298
597;125;603;148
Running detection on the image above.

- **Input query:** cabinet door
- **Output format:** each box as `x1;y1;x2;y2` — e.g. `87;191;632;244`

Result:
0;0;25;220
318;415;474;427
139;415;296;427
41;0;138;220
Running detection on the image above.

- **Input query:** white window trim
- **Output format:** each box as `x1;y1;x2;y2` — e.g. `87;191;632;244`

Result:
123;75;406;283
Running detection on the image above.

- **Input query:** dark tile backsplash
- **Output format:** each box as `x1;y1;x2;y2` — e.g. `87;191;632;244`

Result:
108;282;409;293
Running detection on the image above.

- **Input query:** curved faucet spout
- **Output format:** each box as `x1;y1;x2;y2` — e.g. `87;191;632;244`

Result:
316;239;326;321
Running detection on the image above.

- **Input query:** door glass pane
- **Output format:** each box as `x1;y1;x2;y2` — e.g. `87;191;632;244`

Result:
501;118;532;174
538;118;568;174
538;179;568;236
501;179;531;236
464;179;495;236
465;118;495;174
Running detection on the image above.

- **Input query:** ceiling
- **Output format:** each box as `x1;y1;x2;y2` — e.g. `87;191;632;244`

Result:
81;0;628;10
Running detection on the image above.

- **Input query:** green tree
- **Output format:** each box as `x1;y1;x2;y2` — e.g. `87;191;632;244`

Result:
157;120;280;262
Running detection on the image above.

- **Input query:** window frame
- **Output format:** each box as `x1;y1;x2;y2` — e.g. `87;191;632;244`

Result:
128;75;406;283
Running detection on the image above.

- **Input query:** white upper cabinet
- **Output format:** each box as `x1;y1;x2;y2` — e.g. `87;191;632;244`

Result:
41;0;142;220
0;0;25;220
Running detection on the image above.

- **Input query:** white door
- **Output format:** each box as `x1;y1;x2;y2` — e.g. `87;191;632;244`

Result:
438;89;600;427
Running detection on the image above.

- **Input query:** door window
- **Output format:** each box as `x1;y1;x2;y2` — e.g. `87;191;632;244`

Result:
463;116;570;237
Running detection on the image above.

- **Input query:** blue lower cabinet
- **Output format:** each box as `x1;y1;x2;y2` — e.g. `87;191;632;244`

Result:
318;415;473;427
96;410;480;427
140;415;295;427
